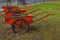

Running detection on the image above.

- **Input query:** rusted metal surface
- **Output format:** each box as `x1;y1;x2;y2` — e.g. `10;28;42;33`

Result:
32;14;53;23
33;11;48;18
29;8;40;13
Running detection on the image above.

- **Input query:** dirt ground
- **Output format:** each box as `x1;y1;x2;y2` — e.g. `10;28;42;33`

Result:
0;10;60;40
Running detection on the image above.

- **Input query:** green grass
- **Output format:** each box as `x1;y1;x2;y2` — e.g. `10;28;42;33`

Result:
31;2;60;23
0;2;60;40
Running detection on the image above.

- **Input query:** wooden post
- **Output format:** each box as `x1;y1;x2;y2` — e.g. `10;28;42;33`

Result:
7;0;11;5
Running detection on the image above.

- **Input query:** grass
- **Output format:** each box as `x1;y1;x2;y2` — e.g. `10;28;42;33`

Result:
0;2;60;40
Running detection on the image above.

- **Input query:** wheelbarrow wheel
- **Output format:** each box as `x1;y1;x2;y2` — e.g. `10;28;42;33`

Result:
12;18;30;33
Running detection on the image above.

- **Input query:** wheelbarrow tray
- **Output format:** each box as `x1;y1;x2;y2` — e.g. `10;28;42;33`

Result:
5;16;33;24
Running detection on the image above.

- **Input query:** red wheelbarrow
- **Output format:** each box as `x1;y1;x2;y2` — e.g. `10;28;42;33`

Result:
1;6;52;33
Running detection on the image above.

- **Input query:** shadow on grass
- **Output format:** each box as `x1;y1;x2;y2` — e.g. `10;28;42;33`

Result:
29;26;40;32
